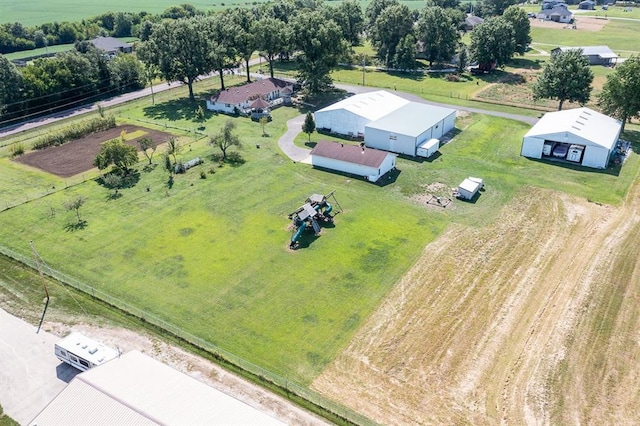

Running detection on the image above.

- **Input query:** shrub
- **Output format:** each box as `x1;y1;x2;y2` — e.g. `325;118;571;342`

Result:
200;170;207;179
9;143;24;157
32;115;117;150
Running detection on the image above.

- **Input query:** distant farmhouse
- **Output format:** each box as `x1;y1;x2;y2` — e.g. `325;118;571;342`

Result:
206;77;294;116
578;0;596;9
551;46;619;65
90;36;133;55
464;14;484;31
541;0;567;9
537;6;573;22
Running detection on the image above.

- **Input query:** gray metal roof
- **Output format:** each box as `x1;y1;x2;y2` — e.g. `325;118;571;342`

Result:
553;45;618;59
29;350;286;426
524;107;621;150
365;103;456;137
90;36;132;53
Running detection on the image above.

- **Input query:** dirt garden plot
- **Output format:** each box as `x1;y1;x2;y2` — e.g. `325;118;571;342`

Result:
14;125;172;178
530;15;609;31
313;184;640;424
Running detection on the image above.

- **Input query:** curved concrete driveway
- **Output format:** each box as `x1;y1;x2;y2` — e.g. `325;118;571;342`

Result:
278;114;312;163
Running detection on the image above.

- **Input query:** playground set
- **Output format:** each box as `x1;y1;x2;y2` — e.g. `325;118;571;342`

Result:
287;191;342;249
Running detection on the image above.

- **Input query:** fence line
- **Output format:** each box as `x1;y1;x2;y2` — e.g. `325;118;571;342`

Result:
0;244;374;425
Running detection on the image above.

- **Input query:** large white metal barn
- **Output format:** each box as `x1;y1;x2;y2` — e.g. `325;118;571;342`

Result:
314;91;456;156
30;350;286;425
521;107;622;169
310;140;397;182
364;103;456;156
314;90;409;138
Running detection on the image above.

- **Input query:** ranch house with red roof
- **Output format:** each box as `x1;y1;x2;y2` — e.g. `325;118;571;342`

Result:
205;78;294;115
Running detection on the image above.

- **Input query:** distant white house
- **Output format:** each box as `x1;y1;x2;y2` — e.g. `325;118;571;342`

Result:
206;78;294;115
551;45;619;66
536;6;573;23
309;140;397;182
521;107;622;169
90;36;133;55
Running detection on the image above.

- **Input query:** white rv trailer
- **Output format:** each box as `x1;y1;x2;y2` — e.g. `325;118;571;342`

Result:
54;332;119;371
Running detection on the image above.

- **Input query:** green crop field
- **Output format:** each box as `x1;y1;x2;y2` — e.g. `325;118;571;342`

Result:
0;0;479;26
1;72;638;386
530;18;640;52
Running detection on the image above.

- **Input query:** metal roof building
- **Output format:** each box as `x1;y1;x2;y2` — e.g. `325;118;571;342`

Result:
309;140;396;182
521;107;622;169
29;350;286;426
364;103;456;156
551;45;618;65
313;91;410;138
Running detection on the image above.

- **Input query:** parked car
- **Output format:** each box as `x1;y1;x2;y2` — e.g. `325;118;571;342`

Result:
552;144;569;158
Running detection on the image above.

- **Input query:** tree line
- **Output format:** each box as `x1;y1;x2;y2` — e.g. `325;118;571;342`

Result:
1;0;639;129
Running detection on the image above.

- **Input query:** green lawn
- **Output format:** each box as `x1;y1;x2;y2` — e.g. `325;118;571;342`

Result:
530;18;640;53
1;75;638;385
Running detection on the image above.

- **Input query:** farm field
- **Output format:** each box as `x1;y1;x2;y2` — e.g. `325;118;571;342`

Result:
1;74;639;397
2;9;640;421
0;0;476;26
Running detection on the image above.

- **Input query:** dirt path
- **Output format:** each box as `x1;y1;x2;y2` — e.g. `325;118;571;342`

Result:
312;183;640;424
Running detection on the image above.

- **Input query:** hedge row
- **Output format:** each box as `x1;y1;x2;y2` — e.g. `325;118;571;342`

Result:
33;115;116;150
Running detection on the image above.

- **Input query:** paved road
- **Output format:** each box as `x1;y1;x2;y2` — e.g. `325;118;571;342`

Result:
278;114;312;163
0;308;80;425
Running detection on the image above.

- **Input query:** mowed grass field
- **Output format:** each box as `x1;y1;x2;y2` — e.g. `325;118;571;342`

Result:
1;69;638;387
0;0;477;26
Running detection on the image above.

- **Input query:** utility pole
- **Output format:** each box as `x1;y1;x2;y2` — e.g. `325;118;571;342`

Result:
31;241;50;334
362;56;366;86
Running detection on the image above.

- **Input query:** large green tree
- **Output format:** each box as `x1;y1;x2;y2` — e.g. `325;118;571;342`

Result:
291;11;348;93
598;56;640;131
370;4;414;68
482;0;519;16
502;6;531;56
394;34;418;70
138;17;214;100
253;17;290;79
469;17;515;69
533;49;593;111
417;6;460;67
328;1;364;46
226;8;257;83
365;0;399;28
94;137;138;174
0;55;21;116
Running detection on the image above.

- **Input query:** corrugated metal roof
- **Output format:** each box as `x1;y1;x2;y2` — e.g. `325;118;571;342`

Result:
30;351;286;426
365;103;456;137
553;45;618;58
310;140;394;168
524;107;621;149
90;36;131;52
314;91;410;122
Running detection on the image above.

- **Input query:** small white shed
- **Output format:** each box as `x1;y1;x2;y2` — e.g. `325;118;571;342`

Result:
456;177;483;200
309;140;397;182
313;91;409;138
521;107;621;169
364;103;456;156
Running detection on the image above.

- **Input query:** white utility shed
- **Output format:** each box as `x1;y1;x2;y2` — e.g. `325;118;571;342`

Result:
521;107;621;169
364;103;456;156
30;350;286;426
309;140;396;182
314;91;410;137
